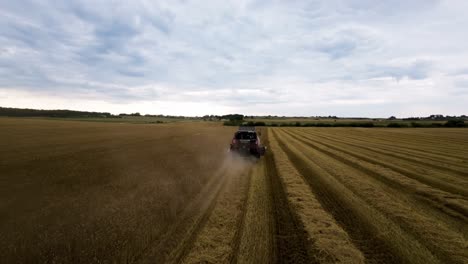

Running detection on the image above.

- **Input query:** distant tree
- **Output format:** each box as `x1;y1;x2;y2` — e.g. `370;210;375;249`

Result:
445;119;466;127
0;107;114;118
387;122;407;128
388;116;397;120
410;122;422;128
254;121;266;126
429;114;445;120
222;114;244;121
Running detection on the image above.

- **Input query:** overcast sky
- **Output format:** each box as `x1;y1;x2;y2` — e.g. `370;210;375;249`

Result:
1;0;467;117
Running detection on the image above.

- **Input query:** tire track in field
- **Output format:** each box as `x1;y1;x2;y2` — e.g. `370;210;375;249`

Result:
169;178;227;264
279;129;468;264
181;157;253;264
134;161;230;263
300;129;468;177
235;158;276;264
229;165;253;264
273;129;433;264
284;129;467;197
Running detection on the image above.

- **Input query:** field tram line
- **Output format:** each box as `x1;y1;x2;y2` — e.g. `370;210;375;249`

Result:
227;165;252;264
278;129;468;264
131;163;230;264
167;179;227;264
299;129;468;178
263;129;316;264
181;162;253;264
284;129;468;219
285;129;467;198
233;158;275;264
272;129;443;264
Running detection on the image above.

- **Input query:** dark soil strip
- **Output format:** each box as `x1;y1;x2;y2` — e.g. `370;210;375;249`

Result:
274;130;404;264
264;129;316;264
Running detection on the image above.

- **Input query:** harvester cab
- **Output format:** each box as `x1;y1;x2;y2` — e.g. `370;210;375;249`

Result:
229;126;266;158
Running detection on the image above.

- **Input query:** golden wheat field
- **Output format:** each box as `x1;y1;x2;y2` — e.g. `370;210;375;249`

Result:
0;118;467;263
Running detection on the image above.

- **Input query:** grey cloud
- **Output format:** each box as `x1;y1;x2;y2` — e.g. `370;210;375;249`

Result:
451;68;468;76
0;0;467;116
368;60;432;80
454;79;468;90
317;39;356;59
341;0;440;17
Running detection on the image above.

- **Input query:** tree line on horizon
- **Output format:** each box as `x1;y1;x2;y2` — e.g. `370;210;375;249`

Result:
0;107;466;124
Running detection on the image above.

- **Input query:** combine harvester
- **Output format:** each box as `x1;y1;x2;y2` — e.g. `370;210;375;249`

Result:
229;126;266;158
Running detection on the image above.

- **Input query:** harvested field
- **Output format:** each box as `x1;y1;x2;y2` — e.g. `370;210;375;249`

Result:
271;127;468;264
1;118;467;263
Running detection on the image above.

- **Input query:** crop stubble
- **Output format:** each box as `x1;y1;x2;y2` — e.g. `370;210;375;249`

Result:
271;127;467;264
1;118;467;263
